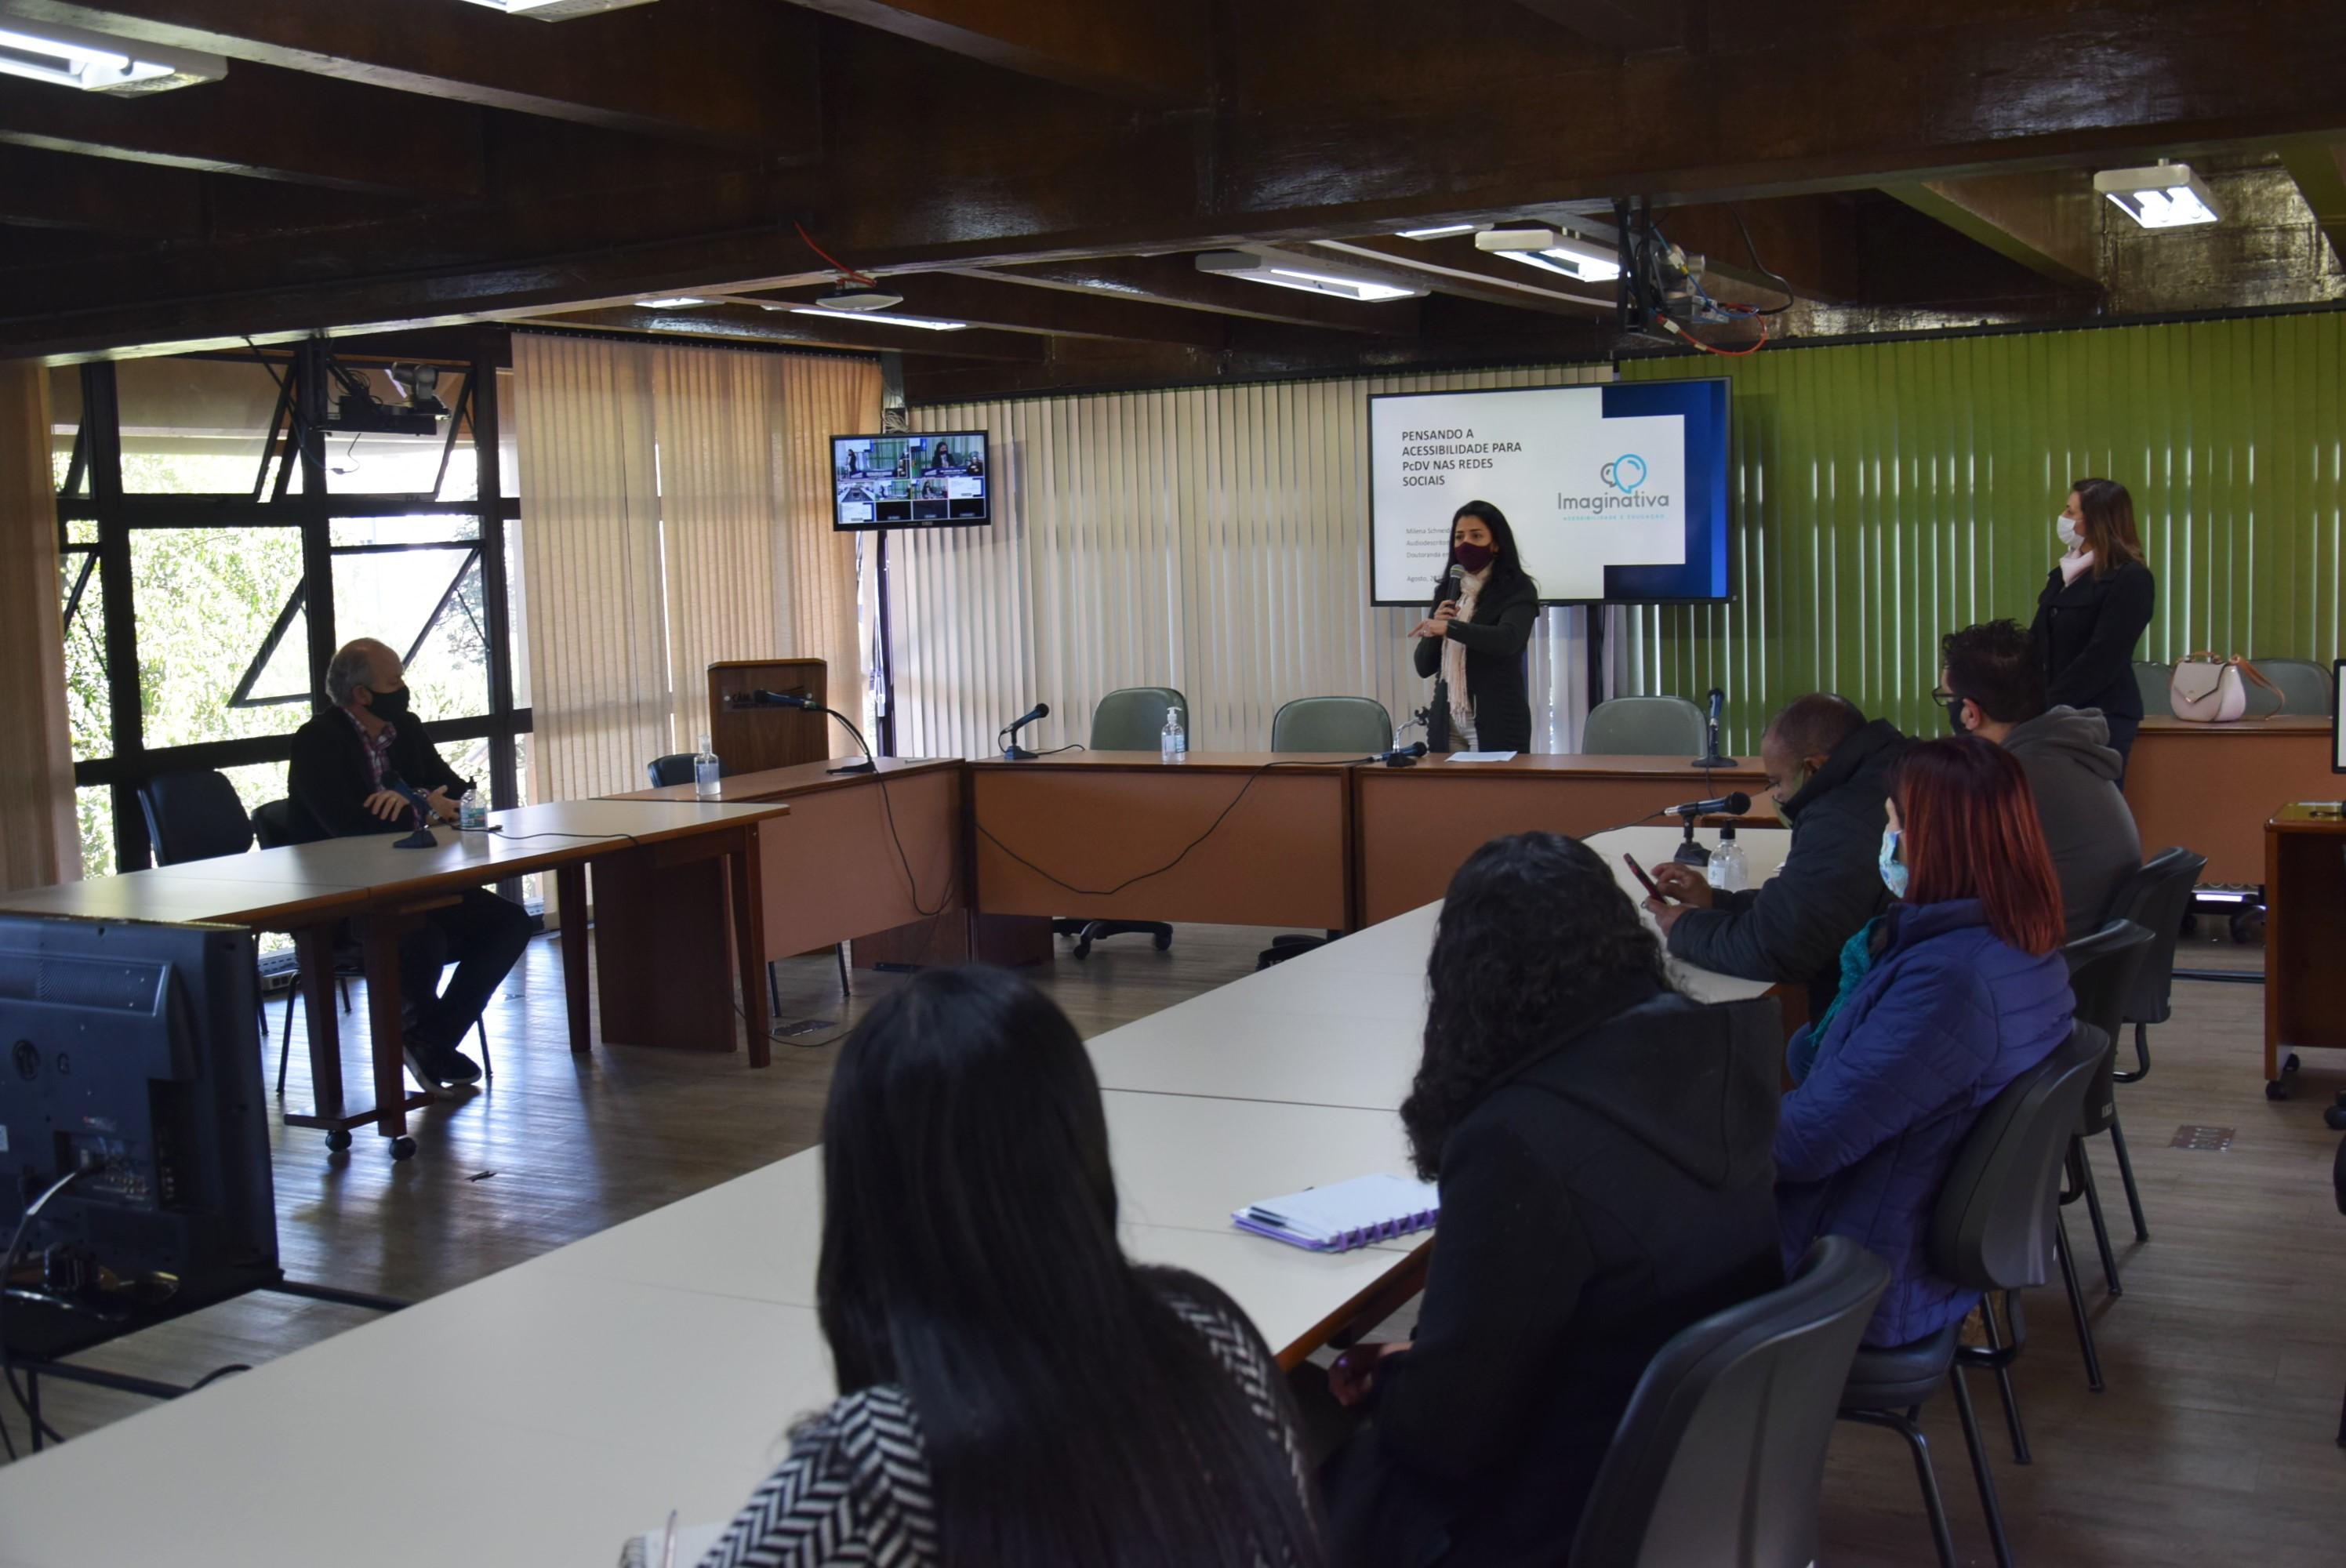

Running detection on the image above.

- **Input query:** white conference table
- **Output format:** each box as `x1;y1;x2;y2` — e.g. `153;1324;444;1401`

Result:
0;824;1778;1568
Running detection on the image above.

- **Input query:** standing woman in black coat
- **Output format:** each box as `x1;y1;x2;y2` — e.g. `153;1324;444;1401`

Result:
1411;500;1539;752
2030;477;2155;774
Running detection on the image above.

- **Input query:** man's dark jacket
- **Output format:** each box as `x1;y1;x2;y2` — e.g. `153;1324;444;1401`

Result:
286;708;474;844
1665;718;1906;1014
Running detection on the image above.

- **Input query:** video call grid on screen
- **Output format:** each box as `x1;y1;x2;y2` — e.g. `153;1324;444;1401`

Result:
833;430;990;528
1366;379;1730;607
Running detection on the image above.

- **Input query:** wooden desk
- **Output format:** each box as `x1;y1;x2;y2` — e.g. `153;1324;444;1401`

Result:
968;752;1361;931
1353;753;1773;924
0;800;788;1145
2262;803;2346;1092
2127;716;2337;886
605;756;1010;984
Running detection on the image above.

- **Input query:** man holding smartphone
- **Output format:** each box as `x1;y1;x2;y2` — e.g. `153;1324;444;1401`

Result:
1641;694;1905;1016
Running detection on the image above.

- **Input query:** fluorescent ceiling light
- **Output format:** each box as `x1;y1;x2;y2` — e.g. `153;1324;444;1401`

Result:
459;0;661;17
1394;223;1483;240
2094;162;2221;229
1195;248;1427;303
0;20;223;92
790;307;967;332
634;296;710;308
1475;227;1621;282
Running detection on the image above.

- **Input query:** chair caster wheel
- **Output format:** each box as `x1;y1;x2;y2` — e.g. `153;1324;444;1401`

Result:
2268;1053;2302;1101
1153;930;1173;951
1072;942;1091;960
325;1128;353;1152
2326;1104;2346;1131
390;1136;418;1161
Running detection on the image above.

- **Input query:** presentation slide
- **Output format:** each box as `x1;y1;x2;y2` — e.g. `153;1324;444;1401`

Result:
1367;379;1729;604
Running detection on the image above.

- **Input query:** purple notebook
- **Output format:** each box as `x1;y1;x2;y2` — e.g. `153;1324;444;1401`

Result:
1231;1172;1440;1253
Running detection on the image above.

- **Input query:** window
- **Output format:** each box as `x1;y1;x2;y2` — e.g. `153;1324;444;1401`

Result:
130;527;310;746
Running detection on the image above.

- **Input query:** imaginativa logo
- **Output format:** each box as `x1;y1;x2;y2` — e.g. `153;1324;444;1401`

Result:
1600;454;1648;494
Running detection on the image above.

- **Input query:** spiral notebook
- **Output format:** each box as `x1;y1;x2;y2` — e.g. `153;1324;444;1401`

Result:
1231;1172;1440;1253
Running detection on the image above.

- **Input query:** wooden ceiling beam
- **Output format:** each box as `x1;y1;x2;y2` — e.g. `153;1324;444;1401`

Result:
0;58;486;194
1882;170;2101;288
736;271;1349;350
2279;140;2346;271
1509;0;1682;53
777;0;1208;104
0;0;822;153
1311;234;1613;316
0;144;204;236
956;258;1420;334
533;304;1048;359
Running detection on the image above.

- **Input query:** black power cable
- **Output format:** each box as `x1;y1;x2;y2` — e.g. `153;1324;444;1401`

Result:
2;1167;87;1450
1727;205;1797;316
974;759;1332;899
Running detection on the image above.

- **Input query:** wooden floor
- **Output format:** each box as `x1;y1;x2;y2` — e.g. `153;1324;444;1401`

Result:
11;924;2346;1567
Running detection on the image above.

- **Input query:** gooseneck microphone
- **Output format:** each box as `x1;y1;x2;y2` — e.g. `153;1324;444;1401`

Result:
728;690;877;774
1000;701;1051;761
1372;741;1429;768
1693;685;1738;768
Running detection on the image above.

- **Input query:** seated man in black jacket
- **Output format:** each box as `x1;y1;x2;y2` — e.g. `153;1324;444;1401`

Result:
288;638;532;1089
1643;693;1905;1015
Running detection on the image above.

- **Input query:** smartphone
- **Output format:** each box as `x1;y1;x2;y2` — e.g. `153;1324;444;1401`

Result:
1622;852;1661;898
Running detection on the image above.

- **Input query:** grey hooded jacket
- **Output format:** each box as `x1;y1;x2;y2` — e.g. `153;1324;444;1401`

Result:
2002;705;2142;937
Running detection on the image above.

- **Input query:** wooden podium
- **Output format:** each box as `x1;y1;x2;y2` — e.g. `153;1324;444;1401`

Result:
708;659;831;769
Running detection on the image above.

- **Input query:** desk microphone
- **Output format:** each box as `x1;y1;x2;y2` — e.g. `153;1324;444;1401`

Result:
1000;701;1050;761
381;774;442;850
739;688;813;710
1371;741;1429;768
1693;686;1738;768
731;691;875;775
1665;789;1751;818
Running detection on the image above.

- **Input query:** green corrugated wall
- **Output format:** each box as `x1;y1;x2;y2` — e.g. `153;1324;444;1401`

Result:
1619;313;2346;750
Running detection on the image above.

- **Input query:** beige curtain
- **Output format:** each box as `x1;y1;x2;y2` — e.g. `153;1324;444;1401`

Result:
778;354;880;720
513;333;873;800
0;361;78;891
510;332;669;802
895;362;1611;757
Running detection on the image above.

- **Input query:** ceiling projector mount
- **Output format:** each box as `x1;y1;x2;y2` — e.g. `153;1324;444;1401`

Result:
794;220;902;311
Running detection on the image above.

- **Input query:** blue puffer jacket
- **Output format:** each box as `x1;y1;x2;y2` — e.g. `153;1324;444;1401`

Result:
1775;898;2072;1347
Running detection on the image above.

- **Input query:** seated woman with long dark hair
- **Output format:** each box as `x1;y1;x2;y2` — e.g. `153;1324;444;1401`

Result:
699;967;1321;1568
1777;735;2073;1348
1320;832;1784;1566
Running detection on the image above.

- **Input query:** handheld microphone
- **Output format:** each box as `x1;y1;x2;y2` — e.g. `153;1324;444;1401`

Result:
1666;790;1752;818
1445;562;1465;597
1372;741;1429;768
1000;700;1051;761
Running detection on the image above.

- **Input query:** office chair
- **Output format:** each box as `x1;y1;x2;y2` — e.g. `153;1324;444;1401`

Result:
252;797;492;1097
140;771;278;1044
2335;1134;2346;1448
1269;695;1393;755
1052;687;1186;960
1837;1022;2108;1568
2253;657;2333;716
1571;1236;1887;1568
1255;697;1395;968
2104;848;2205;1089
1582;696;1706;757
2059;920;2155;1317
2132;661;2174;718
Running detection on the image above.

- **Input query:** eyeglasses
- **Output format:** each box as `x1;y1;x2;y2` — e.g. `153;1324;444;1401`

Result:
1930;687;1960;705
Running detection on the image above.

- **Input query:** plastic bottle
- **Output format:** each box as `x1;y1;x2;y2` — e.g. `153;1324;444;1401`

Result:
1160;706;1186;762
693;734;722;799
1707;823;1749;894
459;787;486;831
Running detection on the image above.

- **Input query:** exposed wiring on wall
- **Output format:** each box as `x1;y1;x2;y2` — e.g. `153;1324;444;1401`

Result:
794;222;879;287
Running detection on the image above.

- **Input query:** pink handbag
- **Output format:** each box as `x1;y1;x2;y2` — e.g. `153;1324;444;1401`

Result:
2167;653;2277;723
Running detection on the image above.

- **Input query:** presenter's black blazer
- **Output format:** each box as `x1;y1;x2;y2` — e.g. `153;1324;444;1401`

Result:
1412;573;1538;751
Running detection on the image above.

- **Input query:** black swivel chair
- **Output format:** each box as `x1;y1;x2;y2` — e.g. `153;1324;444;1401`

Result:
2058;920;2156;1323
2104;848;2206;1091
1053;687;1185;960
252;797;492;1096
1838;1021;2109;1568
139;771;278;1044
1571;1236;1888;1568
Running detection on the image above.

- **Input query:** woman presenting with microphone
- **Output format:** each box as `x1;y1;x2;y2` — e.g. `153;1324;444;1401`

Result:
2031;477;2155;773
1412;500;1540;752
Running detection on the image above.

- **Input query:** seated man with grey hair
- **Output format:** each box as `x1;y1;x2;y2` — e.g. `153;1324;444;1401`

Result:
287;637;532;1089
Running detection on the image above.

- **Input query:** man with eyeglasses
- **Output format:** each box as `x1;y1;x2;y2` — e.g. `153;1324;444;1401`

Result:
1643;692;1906;1017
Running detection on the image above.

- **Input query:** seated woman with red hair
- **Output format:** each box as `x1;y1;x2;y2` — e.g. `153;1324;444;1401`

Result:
1775;734;2075;1348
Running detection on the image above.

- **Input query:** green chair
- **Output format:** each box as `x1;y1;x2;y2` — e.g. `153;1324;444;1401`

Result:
1583;695;1706;757
2255;658;2333;716
1089;686;1187;752
2131;661;2174;718
1270;695;1393;754
1054;687;1187;960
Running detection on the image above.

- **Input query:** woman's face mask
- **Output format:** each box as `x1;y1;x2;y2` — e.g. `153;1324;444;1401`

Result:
2057;514;2082;550
1879;826;1908;898
1452;541;1495;574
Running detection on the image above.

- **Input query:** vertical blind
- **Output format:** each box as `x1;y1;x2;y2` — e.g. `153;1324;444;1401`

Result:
896;363;1611;758
512;334;875;801
1622;313;2346;750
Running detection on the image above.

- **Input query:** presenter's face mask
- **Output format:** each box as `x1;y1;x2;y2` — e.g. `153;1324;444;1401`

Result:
1451;542;1496;574
2056;515;2082;550
1879;826;1908;898
365;684;411;722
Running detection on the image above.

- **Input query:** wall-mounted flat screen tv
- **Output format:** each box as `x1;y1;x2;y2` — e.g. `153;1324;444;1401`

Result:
832;430;990;530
